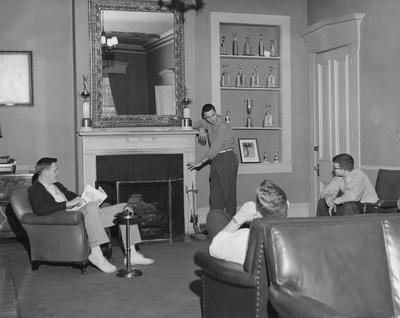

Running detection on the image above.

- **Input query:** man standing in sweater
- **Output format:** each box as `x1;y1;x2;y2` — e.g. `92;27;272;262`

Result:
187;103;238;217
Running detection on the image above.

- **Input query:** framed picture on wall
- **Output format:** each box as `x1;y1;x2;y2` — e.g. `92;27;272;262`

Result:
0;51;33;106
238;138;260;163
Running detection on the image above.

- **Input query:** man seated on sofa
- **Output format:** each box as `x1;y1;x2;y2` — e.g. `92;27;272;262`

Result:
28;157;154;274
316;153;378;216
208;179;288;265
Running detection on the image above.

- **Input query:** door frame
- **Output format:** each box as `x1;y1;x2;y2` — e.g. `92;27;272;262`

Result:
300;13;365;213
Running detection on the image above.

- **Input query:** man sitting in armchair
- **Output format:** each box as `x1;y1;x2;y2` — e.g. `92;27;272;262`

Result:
28;157;154;274
316;153;378;216
207;179;288;265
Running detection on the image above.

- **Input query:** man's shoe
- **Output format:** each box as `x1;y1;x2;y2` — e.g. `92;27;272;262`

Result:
124;252;154;265
88;254;117;273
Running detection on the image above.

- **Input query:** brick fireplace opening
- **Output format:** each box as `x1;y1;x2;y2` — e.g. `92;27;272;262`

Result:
95;154;184;241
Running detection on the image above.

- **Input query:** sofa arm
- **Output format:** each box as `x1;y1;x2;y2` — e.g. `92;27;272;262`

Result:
20;210;84;226
194;249;256;287
269;285;349;318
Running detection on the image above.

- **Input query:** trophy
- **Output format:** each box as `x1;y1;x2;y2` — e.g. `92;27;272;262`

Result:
262;104;273;126
258;34;264;56
270;39;277;57
220;64;231;87
273;151;280;163
244;36;252;55
263;152;270;164
225;110;231;124
245;99;254;127
236;64;246;87
267;65;276;88
250;65;260;87
232;33;239;55
220;35;227;55
80;75;92;130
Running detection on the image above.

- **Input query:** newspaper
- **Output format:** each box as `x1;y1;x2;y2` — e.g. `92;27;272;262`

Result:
67;185;107;211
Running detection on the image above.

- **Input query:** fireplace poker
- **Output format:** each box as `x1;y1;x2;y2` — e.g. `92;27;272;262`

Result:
185;183;207;240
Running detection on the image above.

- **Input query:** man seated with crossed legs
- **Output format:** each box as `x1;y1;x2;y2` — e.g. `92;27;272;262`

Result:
28;157;154;274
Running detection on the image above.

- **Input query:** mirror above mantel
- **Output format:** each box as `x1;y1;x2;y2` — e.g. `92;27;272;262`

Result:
88;0;185;127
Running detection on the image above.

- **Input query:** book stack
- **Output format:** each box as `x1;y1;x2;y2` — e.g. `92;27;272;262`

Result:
0;156;16;174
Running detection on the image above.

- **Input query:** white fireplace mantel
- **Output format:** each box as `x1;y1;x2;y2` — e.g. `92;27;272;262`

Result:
78;127;197;234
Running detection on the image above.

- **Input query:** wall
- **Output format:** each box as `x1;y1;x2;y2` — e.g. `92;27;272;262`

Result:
307;0;400;183
0;0;310;209
0;0;76;189
186;0;309;209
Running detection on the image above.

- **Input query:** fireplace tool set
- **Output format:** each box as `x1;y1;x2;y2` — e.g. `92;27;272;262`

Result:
186;183;207;240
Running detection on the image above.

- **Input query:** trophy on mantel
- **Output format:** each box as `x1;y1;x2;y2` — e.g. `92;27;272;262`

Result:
80;75;92;130
245;99;254;127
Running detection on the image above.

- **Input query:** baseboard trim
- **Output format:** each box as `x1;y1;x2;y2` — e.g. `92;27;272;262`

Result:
196;202;311;224
361;164;400;171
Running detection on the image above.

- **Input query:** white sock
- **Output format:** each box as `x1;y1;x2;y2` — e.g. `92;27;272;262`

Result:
90;246;104;259
130;245;139;257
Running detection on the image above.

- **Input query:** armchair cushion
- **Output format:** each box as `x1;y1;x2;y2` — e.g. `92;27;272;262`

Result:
20;210;84;225
269;285;347;318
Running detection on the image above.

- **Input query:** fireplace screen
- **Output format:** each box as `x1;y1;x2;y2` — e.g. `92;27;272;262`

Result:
116;179;183;241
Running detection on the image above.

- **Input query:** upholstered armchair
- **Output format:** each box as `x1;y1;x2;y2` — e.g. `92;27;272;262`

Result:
10;188;90;273
363;169;400;214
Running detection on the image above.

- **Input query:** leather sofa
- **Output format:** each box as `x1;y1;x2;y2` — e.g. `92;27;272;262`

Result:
10;188;90;273
194;213;400;318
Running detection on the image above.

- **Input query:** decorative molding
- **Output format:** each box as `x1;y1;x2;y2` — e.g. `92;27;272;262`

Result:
88;0;185;127
361;164;400;171
79;130;197;233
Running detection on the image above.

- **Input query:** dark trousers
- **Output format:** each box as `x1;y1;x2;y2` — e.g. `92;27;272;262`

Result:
206;209;232;241
316;198;363;216
209;151;238;217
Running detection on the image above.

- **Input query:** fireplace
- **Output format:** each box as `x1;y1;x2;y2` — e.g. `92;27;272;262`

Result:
95;154;184;241
79;128;196;234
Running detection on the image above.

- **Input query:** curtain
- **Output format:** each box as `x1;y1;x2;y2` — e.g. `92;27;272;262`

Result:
109;73;127;115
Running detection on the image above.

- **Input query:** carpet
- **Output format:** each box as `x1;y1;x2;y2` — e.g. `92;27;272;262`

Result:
0;238;208;318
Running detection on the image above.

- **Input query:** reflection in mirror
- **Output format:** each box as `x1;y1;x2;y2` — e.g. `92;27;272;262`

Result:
89;0;184;128
101;11;175;116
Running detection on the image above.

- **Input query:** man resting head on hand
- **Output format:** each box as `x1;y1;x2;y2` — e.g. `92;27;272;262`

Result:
208;180;288;265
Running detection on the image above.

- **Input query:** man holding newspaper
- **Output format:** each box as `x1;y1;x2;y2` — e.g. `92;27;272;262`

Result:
28;157;153;273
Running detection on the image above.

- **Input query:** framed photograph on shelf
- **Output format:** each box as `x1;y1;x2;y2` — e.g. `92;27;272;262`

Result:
0;51;33;106
238;138;260;163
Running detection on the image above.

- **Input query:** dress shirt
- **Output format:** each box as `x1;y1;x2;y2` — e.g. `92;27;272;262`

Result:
209;201;258;265
321;169;378;204
193;116;235;161
209;228;249;265
41;182;67;203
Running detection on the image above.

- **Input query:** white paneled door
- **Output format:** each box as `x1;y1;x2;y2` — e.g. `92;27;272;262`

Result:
313;45;360;201
301;14;364;213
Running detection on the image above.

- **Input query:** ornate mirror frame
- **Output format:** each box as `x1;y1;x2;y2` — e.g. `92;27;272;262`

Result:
89;0;184;127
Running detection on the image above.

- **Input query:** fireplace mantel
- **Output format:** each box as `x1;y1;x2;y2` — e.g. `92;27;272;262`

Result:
78;127;197;234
